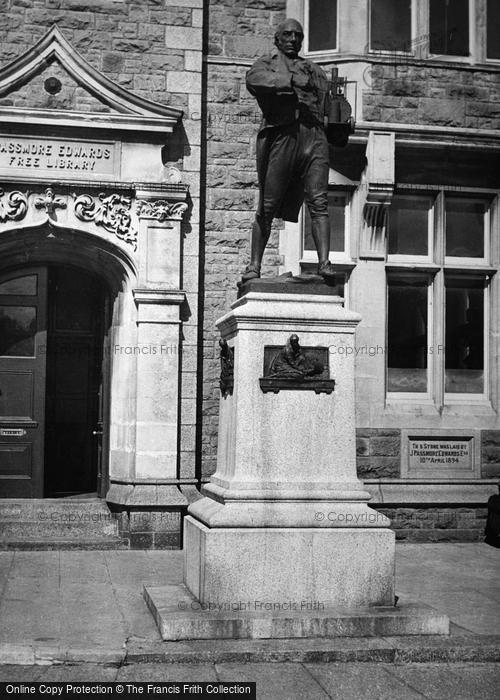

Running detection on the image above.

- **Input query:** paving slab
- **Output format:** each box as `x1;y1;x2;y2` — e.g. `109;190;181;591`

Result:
216;661;330;700
116;663;219;682
305;662;426;700
389;662;500;700
0;544;497;666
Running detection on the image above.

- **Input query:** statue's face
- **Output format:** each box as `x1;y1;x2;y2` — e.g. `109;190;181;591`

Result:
275;20;304;58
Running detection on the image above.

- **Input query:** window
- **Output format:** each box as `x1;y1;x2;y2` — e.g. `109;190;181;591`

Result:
306;0;337;52
387;191;493;401
445;277;485;393
387;278;429;393
370;0;412;52
487;0;500;59
302;191;349;261
388;194;433;257
429;0;469;56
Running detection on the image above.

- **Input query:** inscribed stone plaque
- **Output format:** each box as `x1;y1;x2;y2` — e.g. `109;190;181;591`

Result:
408;438;473;470
0;135;118;178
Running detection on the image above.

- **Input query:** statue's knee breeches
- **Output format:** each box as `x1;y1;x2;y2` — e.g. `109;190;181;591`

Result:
304;191;328;219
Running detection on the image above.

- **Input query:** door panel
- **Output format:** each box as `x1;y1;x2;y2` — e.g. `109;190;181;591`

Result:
0;268;48;497
44;268;104;497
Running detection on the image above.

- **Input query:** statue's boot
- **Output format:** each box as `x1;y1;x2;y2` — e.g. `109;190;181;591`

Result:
312;216;336;282
318;260;336;282
241;262;261;283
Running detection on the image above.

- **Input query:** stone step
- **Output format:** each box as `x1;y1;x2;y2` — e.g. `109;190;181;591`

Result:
0;499;111;519
0;498;122;548
0;537;128;550
0;519;119;539
144;584;450;641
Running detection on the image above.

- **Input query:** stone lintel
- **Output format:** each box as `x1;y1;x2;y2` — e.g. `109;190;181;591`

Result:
133;289;186;306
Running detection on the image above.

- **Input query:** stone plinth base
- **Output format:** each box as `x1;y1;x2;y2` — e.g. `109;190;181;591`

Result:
144;584;449;641
184;517;395;608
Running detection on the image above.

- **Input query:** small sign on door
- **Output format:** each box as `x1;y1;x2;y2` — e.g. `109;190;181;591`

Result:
0;428;27;437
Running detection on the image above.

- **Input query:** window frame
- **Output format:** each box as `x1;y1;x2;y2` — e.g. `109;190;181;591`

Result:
303;0;340;56
426;0;475;63
301;0;498;66
385;187;495;406
368;0;414;56
485;0;500;62
443;272;490;402
386;271;434;402
300;188;352;264
387;192;435;264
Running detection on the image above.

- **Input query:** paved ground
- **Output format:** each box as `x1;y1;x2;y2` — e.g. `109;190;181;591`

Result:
0;661;498;699
0;543;499;697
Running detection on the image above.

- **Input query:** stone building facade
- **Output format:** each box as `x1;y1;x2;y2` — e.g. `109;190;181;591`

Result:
0;0;498;546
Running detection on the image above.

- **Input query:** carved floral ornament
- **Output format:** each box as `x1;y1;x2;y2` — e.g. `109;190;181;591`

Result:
136;199;188;222
0;189;28;222
0;188;188;248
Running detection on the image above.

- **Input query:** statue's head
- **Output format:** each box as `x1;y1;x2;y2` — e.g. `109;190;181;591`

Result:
274;19;304;58
289;334;300;351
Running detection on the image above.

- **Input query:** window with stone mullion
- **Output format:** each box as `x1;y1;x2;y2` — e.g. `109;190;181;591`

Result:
386;189;492;399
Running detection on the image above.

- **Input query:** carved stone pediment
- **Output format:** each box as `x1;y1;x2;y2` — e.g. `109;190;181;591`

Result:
0;25;183;134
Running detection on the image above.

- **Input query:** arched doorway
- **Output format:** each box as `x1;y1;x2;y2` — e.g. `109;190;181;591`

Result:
0;264;108;498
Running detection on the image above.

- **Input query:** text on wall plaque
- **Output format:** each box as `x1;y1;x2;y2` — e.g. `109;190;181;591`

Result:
0;136;117;177
408;438;473;470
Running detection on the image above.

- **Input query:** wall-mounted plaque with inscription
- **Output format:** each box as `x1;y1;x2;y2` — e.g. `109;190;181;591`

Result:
0;136;119;179
403;432;479;478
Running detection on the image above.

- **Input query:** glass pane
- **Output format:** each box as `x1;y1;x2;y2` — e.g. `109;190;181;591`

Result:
388;195;431;255
387;281;428;392
308;0;337;51
370;0;411;52
487;0;500;58
0;306;37;356
304;195;345;252
0;274;37;296
430;0;469;56
445;198;485;258
445;282;484;393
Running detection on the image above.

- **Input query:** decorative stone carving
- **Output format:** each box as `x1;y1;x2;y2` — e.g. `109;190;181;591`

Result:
259;334;335;394
165;166;183;184
359;131;395;259
34;187;67;219
136;199;188;222
0;189;28;223
74;192;137;249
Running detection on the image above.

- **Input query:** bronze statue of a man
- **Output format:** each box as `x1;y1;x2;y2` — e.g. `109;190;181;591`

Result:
242;18;336;284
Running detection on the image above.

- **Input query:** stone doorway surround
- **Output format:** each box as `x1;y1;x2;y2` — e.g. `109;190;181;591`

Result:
0;25;194;532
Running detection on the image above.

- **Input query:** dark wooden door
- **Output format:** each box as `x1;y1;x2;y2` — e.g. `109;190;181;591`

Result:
44;268;104;497
0;268;48;497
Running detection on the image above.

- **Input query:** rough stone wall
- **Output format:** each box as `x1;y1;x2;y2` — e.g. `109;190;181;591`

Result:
374;507;487;542
201;0;286;476
363;63;500;129
482;430;500;479
356;428;401;478
0;0;203;485
0;0;202;113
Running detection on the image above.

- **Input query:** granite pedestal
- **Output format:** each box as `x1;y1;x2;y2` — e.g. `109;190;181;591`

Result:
145;290;449;639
